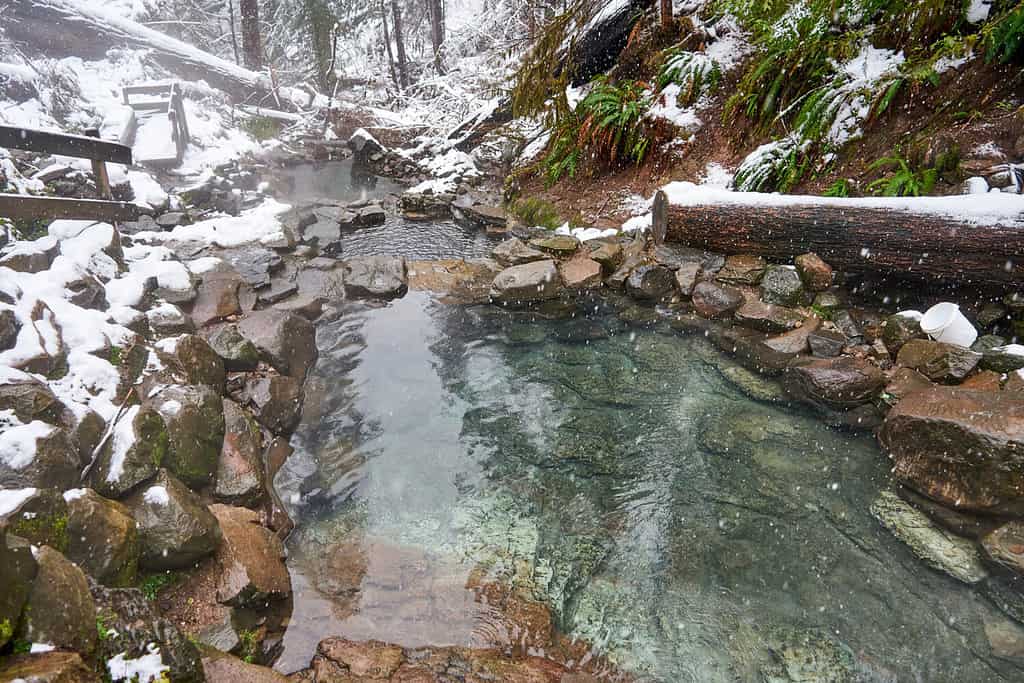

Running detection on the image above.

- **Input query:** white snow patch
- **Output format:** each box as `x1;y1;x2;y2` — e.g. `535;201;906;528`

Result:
63;488;88;502
107;644;170;683
0;488;38;517
0;423;56;470
995;344;1024;358
30;643;56;653
106;406;141;484
143;486;170;506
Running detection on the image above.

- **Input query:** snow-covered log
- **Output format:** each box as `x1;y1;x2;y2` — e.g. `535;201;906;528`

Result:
564;0;655;85
652;184;1024;286
4;0;315;107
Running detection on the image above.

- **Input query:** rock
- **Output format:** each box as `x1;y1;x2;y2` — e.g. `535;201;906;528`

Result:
961;370;1004;391
200;648;290;682
880;388;1024;515
400;189;454;220
653;244;722;273
717;364;787;403
760;265;805;306
0;488;70;553
354;203;387;227
191;278;242;328
147;302;194;335
716;254;766;286
605;240;647;290
244;375;303;436
491;238;548;268
974;334;1008;354
490;260;563;305
691;281;744;319
794;253;833;291
65;489;139;586
209;504;290;606
588;240;623;273
977;302;1009;329
784;356;885;410
66;275;108;311
128;469;222;570
982;522;1024;576
18;545;97;654
985;617;1024;660
237;309;317;382
155;334;226;391
317;638;405;678
0;309;19;351
342;256;409;299
761;316;821;356
528;234;579;256
981;346;1024;374
812;292;842;315
831;310;863;343
896;339;982;383
623;264;673;301
881;313;922;353
222;246;282;289
156;212;188;229
0;652;101;682
89;405;169;499
871;490;988;584
734;301;804;333
215;400;265;507
0;424;80;491
559;257;603;290
204;323;261;372
301;219;343;255
0;529;37;648
808;329;847;358
256;277;299;307
149;384;225;489
674;262;701;296
0;237;59;273
90;582;204;683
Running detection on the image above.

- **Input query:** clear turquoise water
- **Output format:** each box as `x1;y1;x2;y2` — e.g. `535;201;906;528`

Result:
272;292;1023;681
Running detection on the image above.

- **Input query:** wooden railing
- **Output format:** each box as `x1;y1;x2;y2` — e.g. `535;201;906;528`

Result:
0;124;143;223
123;82;190;166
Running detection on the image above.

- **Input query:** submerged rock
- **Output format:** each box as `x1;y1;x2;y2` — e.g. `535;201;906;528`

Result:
490;260;563;305
343;255;409;299
879;388;1024;515
871;490;988;584
128;469;222;570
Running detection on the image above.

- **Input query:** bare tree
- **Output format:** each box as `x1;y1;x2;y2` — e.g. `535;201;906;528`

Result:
391;0;409;88
240;0;262;69
427;0;445;73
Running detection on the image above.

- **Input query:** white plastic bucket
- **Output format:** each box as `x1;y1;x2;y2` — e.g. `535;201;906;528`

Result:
920;302;978;348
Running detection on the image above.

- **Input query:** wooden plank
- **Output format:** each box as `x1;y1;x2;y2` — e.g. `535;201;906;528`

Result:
128;101;173;112
0;194;142;222
0;125;133;165
123;84;175;96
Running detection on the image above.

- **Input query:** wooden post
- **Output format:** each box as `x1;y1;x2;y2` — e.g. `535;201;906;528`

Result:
84;128;112;200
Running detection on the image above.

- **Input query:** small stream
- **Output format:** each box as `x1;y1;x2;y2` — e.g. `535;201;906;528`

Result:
265;162;1023;681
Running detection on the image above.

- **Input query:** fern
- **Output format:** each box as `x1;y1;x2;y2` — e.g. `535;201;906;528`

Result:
867;155;938;196
984;1;1024;64
657;50;722;104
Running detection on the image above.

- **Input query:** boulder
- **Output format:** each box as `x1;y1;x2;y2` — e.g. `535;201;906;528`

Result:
896;339;981;383
209;504;291;606
492;237;548;268
147;303;193;336
0;308;19;351
354;203;387;227
981;346;1024;374
127;469;222;570
204;323;261;372
149;384;225;489
605;240;647;290
528;234;579;256
961;370;1003;392
490;260;563;306
674;262;702;296
244;375;303;436
0;488;70;551
342;256;409;299
0;652;101;682
0;423;80;490
879;388;1024;515
191;278;242;328
89;405;169;499
200;648;290;683
691;281;743;319
65;488;139;587
588;240;623;273
626;264;676;301
301;219;343;255
215;400;265;507
18;545;97;654
221;246;282;289
559;257;603;290
759;265;804;306
981;522;1024;576
716;254;766;286
237;309;318;382
0;372;75;427
317;638;405;679
807;329;847;358
155;334;226;390
0;530;37;648
881;313;922;353
883;368;934;406
871;490;988;584
784;356;885;410
90;582;204;683
653;244;723;274
734;301;804;333
0;237;59;273
762;316;821;355
794;253;833;291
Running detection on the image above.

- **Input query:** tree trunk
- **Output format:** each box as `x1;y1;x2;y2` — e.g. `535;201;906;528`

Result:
239;0;262;70
428;0;445;74
561;0;655;86
660;0;673;28
391;0;409;88
380;0;400;89
652;190;1024;286
3;0;297;104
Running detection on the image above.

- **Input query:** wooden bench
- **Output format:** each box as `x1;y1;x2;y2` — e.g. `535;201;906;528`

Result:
123;82;191;167
0;124;143;223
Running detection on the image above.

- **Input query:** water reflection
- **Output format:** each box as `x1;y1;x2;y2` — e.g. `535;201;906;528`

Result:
274;292;1024;681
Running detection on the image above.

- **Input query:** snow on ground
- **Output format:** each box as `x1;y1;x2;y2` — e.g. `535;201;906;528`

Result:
133;198;290;248
0;487;39;516
107;644;170;683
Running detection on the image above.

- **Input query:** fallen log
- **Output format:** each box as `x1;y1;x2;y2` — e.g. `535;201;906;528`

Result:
651;184;1024;286
4;0;314;107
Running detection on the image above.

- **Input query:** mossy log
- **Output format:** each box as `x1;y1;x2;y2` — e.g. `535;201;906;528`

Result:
652;190;1024;286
